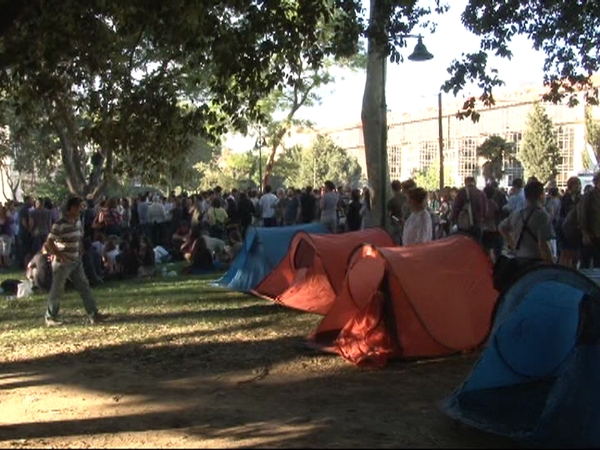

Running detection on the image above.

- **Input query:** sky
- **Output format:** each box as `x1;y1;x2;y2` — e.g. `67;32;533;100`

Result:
226;0;548;150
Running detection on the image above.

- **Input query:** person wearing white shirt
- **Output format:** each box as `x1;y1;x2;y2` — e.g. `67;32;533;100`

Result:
259;185;279;227
148;195;167;246
319;181;339;233
164;196;175;221
402;187;433;246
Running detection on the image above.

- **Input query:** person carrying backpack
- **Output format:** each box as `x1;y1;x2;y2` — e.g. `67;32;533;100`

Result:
451;176;486;242
557;177;582;267
495;180;554;291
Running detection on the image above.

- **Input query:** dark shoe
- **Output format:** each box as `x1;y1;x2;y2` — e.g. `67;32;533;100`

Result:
89;312;109;325
45;316;63;327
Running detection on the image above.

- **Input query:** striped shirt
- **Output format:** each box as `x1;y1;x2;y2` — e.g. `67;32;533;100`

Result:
48;218;83;261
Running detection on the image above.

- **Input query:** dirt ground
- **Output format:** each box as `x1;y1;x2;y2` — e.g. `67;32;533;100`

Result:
0;328;517;449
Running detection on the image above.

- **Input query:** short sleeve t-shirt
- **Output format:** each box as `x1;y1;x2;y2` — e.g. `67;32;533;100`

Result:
502;204;553;259
48;218;83;261
259;193;279;219
320;191;339;221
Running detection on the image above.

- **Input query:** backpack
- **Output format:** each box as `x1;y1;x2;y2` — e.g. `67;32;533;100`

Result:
1;279;21;295
492;208;540;291
456;187;474;231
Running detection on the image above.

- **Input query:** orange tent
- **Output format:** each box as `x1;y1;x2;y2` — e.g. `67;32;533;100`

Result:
253;228;395;315
308;235;497;367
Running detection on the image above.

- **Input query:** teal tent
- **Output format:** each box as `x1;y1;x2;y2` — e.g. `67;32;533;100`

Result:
214;223;328;292
444;265;600;447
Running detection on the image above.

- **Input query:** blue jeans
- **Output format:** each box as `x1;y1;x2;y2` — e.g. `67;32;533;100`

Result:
46;260;98;320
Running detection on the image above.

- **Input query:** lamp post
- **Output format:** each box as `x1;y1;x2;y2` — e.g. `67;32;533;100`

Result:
380;35;433;227
259;144;262;193
254;131;265;193
438;91;444;190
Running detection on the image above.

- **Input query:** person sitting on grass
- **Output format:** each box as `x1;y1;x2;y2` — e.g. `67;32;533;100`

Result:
81;237;103;287
91;232;106;255
181;227;201;263
138;235;156;278
225;229;243;262
182;232;216;275
171;220;191;261
200;226;226;256
26;244;53;292
101;237;120;276
115;240;139;279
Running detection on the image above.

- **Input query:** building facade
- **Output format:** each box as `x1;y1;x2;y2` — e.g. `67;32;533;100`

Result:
318;85;599;189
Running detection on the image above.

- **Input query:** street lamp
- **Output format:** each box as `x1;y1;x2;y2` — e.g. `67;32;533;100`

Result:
380;35;433;227
254;131;266;193
408;36;434;62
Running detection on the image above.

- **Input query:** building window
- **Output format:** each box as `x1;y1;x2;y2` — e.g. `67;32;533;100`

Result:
458;138;478;182
388;145;401;177
556;126;575;188
420;141;438;169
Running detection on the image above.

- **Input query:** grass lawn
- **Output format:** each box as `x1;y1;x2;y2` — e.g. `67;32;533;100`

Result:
0;266;321;364
0;267;515;448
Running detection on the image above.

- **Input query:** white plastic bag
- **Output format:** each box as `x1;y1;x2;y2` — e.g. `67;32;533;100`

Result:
153;245;170;263
16;280;34;299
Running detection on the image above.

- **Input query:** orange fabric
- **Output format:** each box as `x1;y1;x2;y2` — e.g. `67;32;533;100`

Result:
254;228;394;315
310;235;498;366
308;246;385;346
336;292;400;368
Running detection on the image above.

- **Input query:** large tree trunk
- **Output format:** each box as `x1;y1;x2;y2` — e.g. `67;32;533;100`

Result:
0;165;7;202
261;74;315;191
52;98;112;201
53;99;87;197
6;170;21;201
262;127;287;190
361;0;388;228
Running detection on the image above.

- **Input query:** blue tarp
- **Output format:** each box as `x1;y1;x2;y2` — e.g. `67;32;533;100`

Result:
214;223;328;292
443;265;600;448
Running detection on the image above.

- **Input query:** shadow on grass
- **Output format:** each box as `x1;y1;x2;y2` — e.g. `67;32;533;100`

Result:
0;276;516;448
0;330;517;449
108;303;287;325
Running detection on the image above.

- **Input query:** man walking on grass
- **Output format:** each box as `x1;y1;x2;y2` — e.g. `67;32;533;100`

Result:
44;196;108;327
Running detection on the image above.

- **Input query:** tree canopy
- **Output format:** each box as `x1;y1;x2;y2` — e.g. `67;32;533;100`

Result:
476;135;515;183
519;103;561;183
0;0;349;198
2;0;600;203
443;0;600;120
413;160;454;192
198;135;362;192
585;106;600;170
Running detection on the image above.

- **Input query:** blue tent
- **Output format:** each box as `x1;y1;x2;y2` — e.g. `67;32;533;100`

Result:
214;223;328;292
444;265;600;448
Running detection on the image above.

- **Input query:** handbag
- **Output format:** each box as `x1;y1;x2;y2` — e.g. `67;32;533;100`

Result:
493;208;539;291
457;187;474;231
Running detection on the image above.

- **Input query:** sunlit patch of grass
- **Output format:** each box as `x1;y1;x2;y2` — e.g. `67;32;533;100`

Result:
0;268;323;365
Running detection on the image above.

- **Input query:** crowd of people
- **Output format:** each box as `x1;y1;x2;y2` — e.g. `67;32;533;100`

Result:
0;177;600;285
387;174;600;286
3;170;600;325
6;175;600;285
